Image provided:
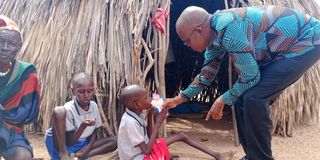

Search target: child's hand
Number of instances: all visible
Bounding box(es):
[149,106,155,114]
[159,108,168,119]
[82,118,96,127]
[155,108,168,127]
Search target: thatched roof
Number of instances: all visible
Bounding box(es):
[0,0,319,137]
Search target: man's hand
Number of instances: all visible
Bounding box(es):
[162,96,185,109]
[206,96,225,120]
[81,119,96,127]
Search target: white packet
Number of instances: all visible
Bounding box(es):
[151,93,164,113]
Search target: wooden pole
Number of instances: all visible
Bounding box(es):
[158,0,171,138]
[224,0,240,146]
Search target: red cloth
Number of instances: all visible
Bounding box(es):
[151,8,169,34]
[144,138,170,160]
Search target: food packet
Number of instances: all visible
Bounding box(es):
[151,93,164,113]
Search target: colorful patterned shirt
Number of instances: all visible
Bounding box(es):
[0,60,40,131]
[182,5,320,105]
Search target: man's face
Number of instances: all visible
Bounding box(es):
[0,29,22,65]
[177,16,210,53]
[72,81,95,107]
[183,29,208,52]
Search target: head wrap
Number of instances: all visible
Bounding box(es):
[0,15,22,41]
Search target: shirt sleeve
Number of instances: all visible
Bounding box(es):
[221,53,260,105]
[65,105,76,132]
[220,19,260,105]
[182,48,225,99]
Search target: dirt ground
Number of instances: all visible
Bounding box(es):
[28,114,320,160]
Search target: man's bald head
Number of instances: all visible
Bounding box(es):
[176,6,210,40]
[120,84,146,107]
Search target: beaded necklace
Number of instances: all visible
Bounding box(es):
[0,61,12,77]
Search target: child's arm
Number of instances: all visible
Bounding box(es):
[69,119,96,145]
[147,108,155,138]
[138,108,168,154]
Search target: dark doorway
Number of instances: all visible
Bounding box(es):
[165,0,230,114]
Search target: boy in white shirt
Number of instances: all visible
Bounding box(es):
[118,84,234,160]
[45,72,117,160]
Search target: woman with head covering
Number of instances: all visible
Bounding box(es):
[0,15,40,160]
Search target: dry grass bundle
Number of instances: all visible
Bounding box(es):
[103,149,119,160]
[0,0,170,135]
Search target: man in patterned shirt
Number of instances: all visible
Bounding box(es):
[163,5,320,160]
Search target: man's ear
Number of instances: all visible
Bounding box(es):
[195,26,203,33]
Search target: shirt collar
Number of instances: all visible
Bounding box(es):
[74,99,93,115]
[125,108,146,127]
[209,14,221,47]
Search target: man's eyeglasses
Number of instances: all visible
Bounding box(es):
[183,15,210,47]
[183,27,196,47]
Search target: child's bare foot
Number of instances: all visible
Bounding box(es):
[170,154,179,160]
[217,151,236,160]
[69,153,79,160]
[59,153,72,160]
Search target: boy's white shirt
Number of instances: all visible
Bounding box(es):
[64,100,103,140]
[118,108,149,160]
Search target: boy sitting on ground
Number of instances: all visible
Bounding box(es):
[45,72,117,160]
[118,84,235,160]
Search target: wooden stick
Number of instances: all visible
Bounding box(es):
[224,0,240,146]
[140,38,155,84]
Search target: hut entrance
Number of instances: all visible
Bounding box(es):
[165,0,231,117]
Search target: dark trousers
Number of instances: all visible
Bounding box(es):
[235,47,320,160]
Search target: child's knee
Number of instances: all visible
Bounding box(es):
[105,136,117,146]
[13,147,32,160]
[111,135,117,143]
[53,106,66,119]
[177,132,188,140]
[112,136,118,146]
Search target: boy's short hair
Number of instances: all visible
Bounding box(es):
[71,72,93,88]
[120,84,145,107]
